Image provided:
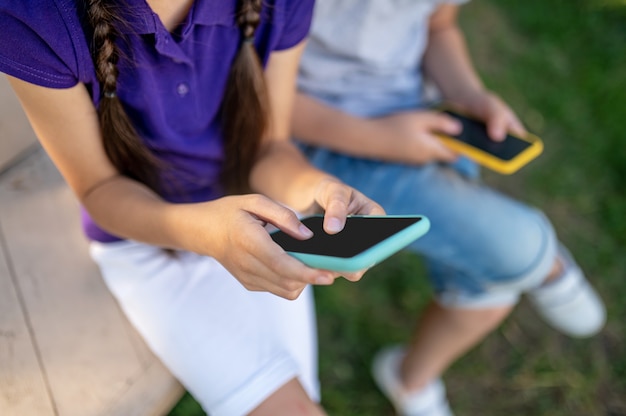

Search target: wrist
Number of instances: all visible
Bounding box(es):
[444,87,490,110]
[160,201,214,254]
[368,117,412,161]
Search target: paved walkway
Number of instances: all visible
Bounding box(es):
[0,77,183,416]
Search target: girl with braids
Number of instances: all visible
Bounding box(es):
[0,0,383,414]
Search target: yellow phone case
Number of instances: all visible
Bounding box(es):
[436,109,544,175]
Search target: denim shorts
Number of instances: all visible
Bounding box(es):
[296,91,560,308]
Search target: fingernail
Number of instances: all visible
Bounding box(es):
[491,129,504,141]
[299,224,313,238]
[316,275,333,285]
[327,217,343,233]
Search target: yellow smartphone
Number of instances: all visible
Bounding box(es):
[437,109,544,174]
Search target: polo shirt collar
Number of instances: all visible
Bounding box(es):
[118,0,238,64]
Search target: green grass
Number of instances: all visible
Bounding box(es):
[169,1,626,414]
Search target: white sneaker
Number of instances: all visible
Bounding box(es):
[527,248,606,338]
[371,346,454,416]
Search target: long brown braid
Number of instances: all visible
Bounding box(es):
[87,0,163,194]
[220,0,270,194]
[87,0,269,196]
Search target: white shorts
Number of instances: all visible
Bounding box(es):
[90,240,320,416]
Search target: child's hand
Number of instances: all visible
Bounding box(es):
[374,110,461,164]
[449,91,527,141]
[187,189,383,300]
[188,194,335,299]
[309,177,385,234]
[309,177,386,283]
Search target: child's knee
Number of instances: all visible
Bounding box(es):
[483,209,558,293]
[430,209,560,309]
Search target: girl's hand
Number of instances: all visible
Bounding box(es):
[310,177,385,234]
[193,194,333,299]
[190,191,382,300]
[448,90,527,141]
[308,177,386,283]
[373,110,461,164]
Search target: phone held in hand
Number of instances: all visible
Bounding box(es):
[270,215,430,272]
[437,108,544,174]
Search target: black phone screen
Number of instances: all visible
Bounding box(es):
[444,110,531,161]
[271,216,422,258]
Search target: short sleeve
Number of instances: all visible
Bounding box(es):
[273,0,316,51]
[0,1,84,88]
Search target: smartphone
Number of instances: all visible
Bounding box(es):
[437,109,543,174]
[270,215,430,272]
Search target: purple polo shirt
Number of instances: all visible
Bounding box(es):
[0,0,314,242]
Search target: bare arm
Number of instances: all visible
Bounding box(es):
[290,13,472,165]
[291,94,400,160]
[422,5,484,104]
[291,90,460,165]
[423,5,526,139]
[251,42,383,228]
[7,75,343,298]
[5,77,186,246]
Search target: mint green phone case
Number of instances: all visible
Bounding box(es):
[272,215,430,272]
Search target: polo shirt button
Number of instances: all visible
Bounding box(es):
[176,83,189,97]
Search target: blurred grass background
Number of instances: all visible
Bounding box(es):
[169,0,626,414]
